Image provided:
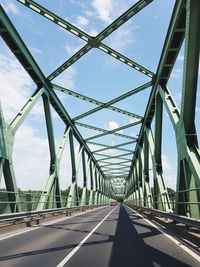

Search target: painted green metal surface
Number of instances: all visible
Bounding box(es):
[0,0,199,219]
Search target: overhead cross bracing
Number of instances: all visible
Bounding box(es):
[0,0,200,220]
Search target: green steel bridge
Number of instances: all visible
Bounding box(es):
[0,1,200,266]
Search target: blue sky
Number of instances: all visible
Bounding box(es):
[0,0,199,191]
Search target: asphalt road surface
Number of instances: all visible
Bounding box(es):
[0,205,199,267]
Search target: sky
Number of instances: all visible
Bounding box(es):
[0,0,199,192]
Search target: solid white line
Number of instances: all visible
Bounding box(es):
[0,226,39,241]
[0,206,108,241]
[56,206,118,267]
[182,238,199,248]
[125,205,200,263]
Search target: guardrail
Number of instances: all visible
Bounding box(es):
[0,204,107,228]
[127,204,200,230]
[0,190,90,213]
[125,187,200,210]
[0,189,110,214]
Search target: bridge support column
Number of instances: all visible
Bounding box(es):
[80,151,88,207]
[81,187,87,206]
[103,194,106,204]
[88,160,94,205]
[37,122,71,210]
[132,191,136,205]
[0,104,21,213]
[67,182,78,208]
[89,190,94,205]
[99,193,104,205]
[94,190,99,205]
[67,135,84,208]
[135,189,140,206]
[175,0,200,219]
[145,126,171,212]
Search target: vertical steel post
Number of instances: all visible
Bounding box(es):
[0,104,21,212]
[175,0,200,218]
[89,161,94,205]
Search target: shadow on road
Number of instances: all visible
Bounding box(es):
[108,205,193,267]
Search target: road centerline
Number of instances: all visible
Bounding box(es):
[56,206,118,267]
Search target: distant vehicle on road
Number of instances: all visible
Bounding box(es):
[110,200,118,206]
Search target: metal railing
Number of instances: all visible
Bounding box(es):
[126,187,200,210]
[0,189,109,227]
[0,204,107,228]
[0,189,108,214]
[125,187,200,229]
[126,204,200,230]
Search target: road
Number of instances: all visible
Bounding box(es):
[0,205,199,267]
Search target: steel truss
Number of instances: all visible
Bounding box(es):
[0,0,199,219]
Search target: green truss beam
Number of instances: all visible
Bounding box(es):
[0,5,105,182]
[100,159,131,165]
[94,152,133,160]
[128,0,186,178]
[105,174,129,177]
[10,88,44,134]
[18,0,154,79]
[1,0,199,217]
[98,157,132,162]
[86,121,141,142]
[88,140,135,153]
[102,166,130,171]
[72,83,150,121]
[101,162,131,168]
[75,122,137,141]
[53,83,150,120]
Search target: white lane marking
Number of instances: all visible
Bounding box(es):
[125,205,200,263]
[0,226,39,241]
[0,206,108,241]
[56,206,118,267]
[182,238,199,248]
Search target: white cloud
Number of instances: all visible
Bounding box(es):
[88,29,98,37]
[91,0,114,24]
[162,154,173,172]
[76,15,89,27]
[106,121,119,130]
[12,123,73,190]
[148,153,176,189]
[53,66,77,90]
[130,117,140,124]
[69,0,86,9]
[87,143,102,151]
[91,1,139,60]
[0,47,73,191]
[0,0,20,15]
[90,0,136,24]
[107,26,133,51]
[13,124,50,190]
[63,44,83,56]
[171,68,182,78]
[177,54,184,61]
[173,91,182,109]
[0,49,36,122]
[161,154,177,189]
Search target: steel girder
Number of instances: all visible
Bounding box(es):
[0,0,199,217]
[0,5,110,210]
[125,0,200,218]
[0,104,21,212]
[17,0,154,79]
[53,84,144,121]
